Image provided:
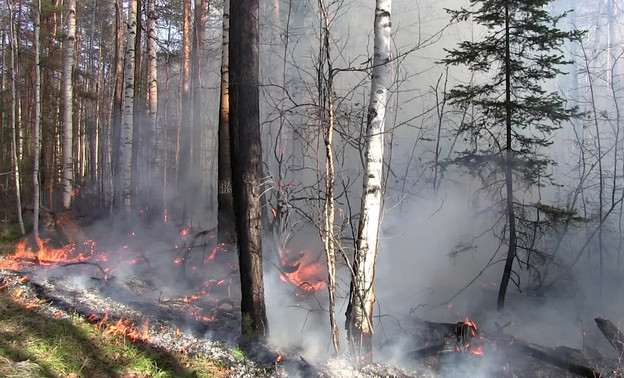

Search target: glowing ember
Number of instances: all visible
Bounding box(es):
[205,242,230,262]
[189,310,216,322]
[471,345,483,356]
[457,318,483,356]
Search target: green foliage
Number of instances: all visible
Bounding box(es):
[241,313,253,338]
[232,347,245,361]
[442,0,583,184]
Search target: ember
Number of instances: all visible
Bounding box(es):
[456,318,483,356]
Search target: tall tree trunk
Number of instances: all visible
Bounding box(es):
[7,1,25,235]
[177,0,192,222]
[131,0,142,207]
[191,0,206,169]
[346,0,391,362]
[33,0,42,238]
[497,1,517,311]
[112,0,125,214]
[316,0,339,355]
[229,0,268,340]
[61,0,76,209]
[218,0,235,242]
[146,0,158,203]
[120,0,138,216]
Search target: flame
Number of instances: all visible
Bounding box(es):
[275,355,283,364]
[189,310,216,322]
[205,242,230,262]
[463,318,478,336]
[175,328,181,337]
[278,248,327,292]
[0,237,96,271]
[471,345,483,356]
[104,318,149,341]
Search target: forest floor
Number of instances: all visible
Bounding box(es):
[0,278,234,377]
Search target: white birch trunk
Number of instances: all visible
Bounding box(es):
[347,0,391,360]
[33,0,42,238]
[61,0,76,209]
[120,0,138,213]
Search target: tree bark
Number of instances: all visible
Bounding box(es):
[176,0,192,222]
[33,0,42,238]
[316,0,339,355]
[191,0,206,170]
[346,0,391,362]
[112,0,125,214]
[229,0,269,340]
[61,0,76,209]
[7,1,25,235]
[146,0,158,203]
[120,0,138,215]
[218,0,235,242]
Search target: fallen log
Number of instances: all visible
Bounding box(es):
[504,339,602,378]
[595,318,624,357]
[409,318,603,377]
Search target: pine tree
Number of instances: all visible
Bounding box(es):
[442,0,583,310]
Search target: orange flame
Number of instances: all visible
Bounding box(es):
[278,248,327,292]
[0,237,96,271]
[471,345,483,356]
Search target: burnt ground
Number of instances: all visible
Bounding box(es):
[0,221,621,377]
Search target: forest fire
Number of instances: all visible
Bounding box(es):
[456,318,484,357]
[0,237,96,271]
[278,248,327,292]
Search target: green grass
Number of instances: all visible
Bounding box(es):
[0,289,231,378]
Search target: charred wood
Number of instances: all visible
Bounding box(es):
[504,340,602,378]
[410,318,605,377]
[595,318,624,357]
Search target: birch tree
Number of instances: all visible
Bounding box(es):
[33,0,42,238]
[61,0,76,209]
[119,0,138,214]
[346,0,391,362]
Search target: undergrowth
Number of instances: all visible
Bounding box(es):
[0,289,230,378]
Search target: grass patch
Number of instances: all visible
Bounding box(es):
[0,289,231,377]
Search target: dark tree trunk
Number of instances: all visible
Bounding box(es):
[218,0,235,242]
[112,0,124,215]
[229,0,268,340]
